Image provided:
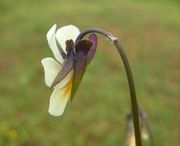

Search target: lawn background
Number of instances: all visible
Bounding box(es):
[0,0,179,146]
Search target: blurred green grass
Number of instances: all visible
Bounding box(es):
[0,0,179,146]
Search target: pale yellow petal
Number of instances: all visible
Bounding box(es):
[48,80,73,116]
[41,57,62,87]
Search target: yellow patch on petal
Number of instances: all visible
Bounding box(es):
[61,79,73,97]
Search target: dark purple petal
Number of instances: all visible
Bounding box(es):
[71,40,93,100]
[75,39,92,54]
[51,40,74,88]
[87,34,98,64]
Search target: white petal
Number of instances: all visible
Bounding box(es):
[47,24,56,42]
[48,80,73,116]
[56,25,80,53]
[41,57,62,87]
[46,24,64,63]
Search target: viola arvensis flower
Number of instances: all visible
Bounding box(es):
[41,24,97,116]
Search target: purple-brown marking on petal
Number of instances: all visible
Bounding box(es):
[71,40,92,100]
[51,40,75,88]
[87,34,98,64]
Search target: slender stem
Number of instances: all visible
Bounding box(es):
[76,28,142,146]
[113,40,142,146]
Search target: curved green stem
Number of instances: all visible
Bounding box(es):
[114,40,142,146]
[76,28,142,146]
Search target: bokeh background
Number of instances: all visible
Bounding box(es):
[0,0,179,146]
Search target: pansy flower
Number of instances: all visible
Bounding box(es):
[41,24,97,116]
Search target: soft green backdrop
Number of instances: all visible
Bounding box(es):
[0,0,179,146]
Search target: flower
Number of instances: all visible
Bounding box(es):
[126,109,152,146]
[41,24,97,116]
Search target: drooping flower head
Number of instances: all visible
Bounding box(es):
[41,24,97,116]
